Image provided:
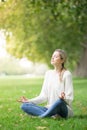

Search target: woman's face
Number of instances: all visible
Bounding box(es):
[51,51,63,66]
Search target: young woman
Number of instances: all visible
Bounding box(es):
[18,49,74,118]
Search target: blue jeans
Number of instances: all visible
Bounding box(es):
[21,99,68,118]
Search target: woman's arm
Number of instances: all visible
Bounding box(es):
[29,72,49,104]
[63,71,74,105]
[18,71,49,104]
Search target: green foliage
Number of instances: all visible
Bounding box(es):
[0,0,87,69]
[0,77,87,130]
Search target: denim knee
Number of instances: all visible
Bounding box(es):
[21,102,34,111]
[21,103,27,111]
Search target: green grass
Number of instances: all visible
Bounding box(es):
[0,76,87,130]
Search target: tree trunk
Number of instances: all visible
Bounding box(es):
[74,43,87,77]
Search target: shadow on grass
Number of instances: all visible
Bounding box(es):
[73,114,87,119]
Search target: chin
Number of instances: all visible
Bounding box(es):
[51,62,55,65]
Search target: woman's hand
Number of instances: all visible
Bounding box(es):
[59,92,65,99]
[17,96,29,103]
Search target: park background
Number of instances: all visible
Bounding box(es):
[0,0,87,130]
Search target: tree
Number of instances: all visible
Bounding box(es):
[0,0,87,76]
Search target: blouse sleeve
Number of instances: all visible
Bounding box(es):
[29,72,48,104]
[64,71,74,106]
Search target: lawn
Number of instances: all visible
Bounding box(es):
[0,76,87,130]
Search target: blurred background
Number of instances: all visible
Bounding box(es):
[0,0,87,77]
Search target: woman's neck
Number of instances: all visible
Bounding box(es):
[55,65,63,73]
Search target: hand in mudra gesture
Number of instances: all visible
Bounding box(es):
[17,96,29,103]
[59,92,65,100]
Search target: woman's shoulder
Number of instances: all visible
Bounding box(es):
[44,69,54,78]
[63,70,72,77]
[45,69,54,74]
[46,69,54,75]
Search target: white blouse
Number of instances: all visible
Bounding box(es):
[30,70,74,117]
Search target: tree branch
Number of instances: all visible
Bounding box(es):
[80,43,87,49]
